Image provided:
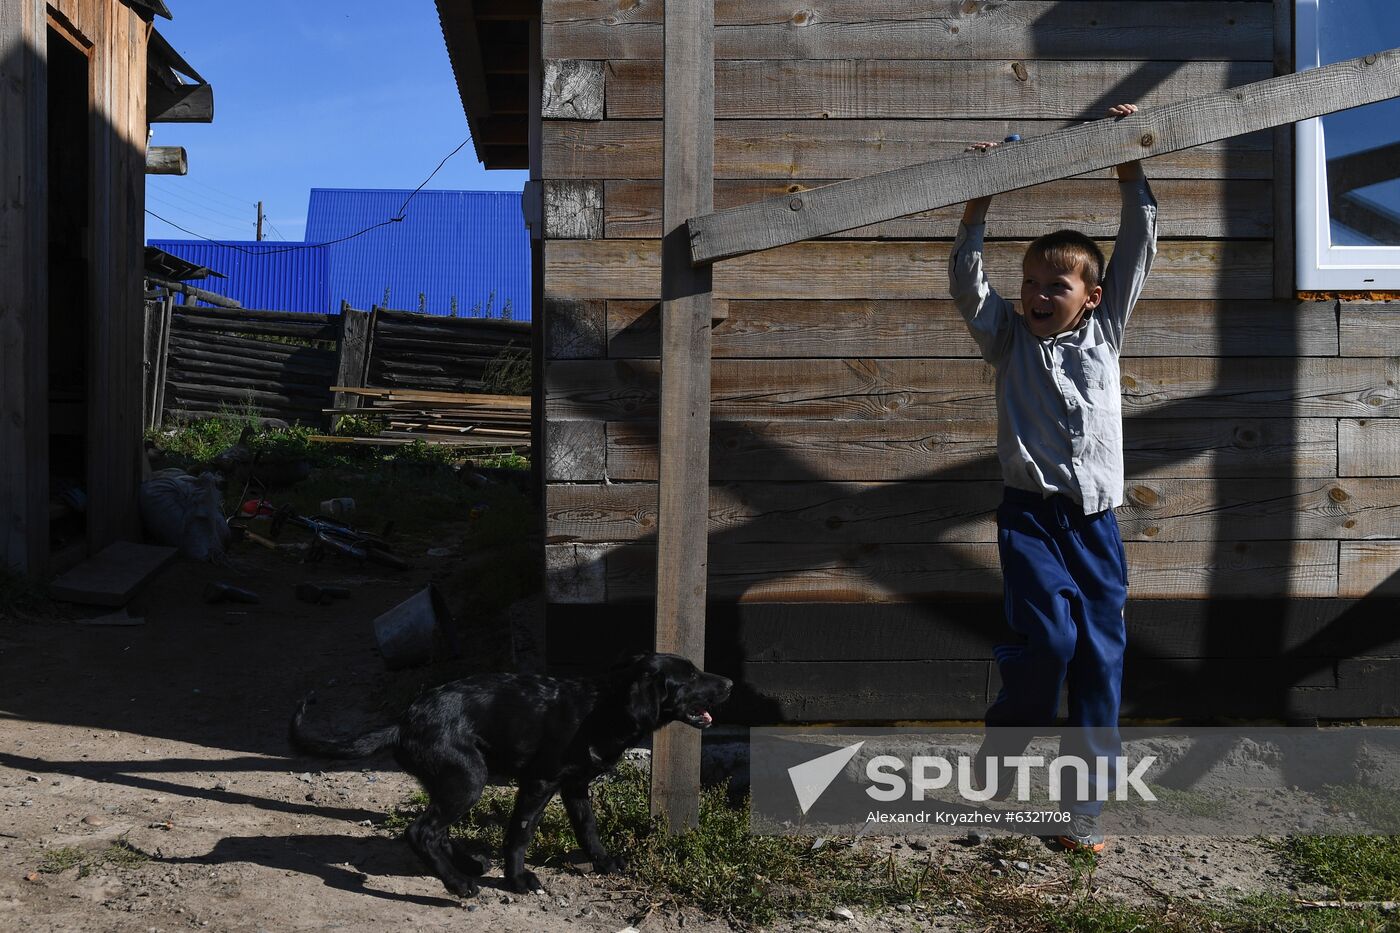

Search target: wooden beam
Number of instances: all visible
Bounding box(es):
[147,81,213,123]
[332,304,371,428]
[651,0,712,833]
[145,145,187,175]
[687,47,1400,265]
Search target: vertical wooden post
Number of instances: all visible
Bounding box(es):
[333,301,371,430]
[0,0,49,573]
[651,0,714,831]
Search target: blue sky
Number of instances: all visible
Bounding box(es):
[145,1,528,243]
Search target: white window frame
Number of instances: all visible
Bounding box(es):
[1296,0,1400,289]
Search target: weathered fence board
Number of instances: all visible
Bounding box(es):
[607,60,1273,121]
[544,120,1272,181]
[545,358,1397,421]
[544,239,1274,301]
[605,177,1274,240]
[604,298,1338,359]
[542,1,1271,62]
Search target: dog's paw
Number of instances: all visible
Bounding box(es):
[591,853,625,875]
[443,876,480,899]
[449,841,486,876]
[504,869,542,893]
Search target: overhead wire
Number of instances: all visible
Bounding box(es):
[143,136,474,256]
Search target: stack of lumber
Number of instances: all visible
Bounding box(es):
[322,386,531,450]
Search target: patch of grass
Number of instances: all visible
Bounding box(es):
[1321,784,1400,834]
[1205,894,1396,933]
[481,347,531,396]
[101,840,151,869]
[38,847,85,874]
[1276,834,1400,901]
[470,452,529,472]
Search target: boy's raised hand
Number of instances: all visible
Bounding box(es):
[961,139,1002,223]
[1108,103,1145,180]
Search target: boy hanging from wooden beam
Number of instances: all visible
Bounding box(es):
[949,103,1156,854]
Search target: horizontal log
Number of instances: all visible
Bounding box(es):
[604,299,1339,359]
[543,119,1272,181]
[164,380,328,411]
[1338,418,1400,477]
[1340,541,1400,596]
[164,355,334,388]
[1338,303,1400,356]
[165,342,336,377]
[686,49,1400,263]
[599,418,1338,481]
[545,478,1393,546]
[374,307,531,333]
[330,386,531,407]
[150,277,240,309]
[601,540,1338,601]
[546,358,1398,421]
[371,334,526,355]
[605,177,1275,240]
[171,314,338,341]
[544,239,1274,300]
[607,60,1273,121]
[145,146,187,175]
[168,329,336,364]
[542,1,1272,62]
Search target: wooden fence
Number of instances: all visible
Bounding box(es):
[143,302,531,429]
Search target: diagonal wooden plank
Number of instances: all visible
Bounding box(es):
[688,47,1400,265]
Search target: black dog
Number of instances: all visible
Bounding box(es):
[289,653,732,897]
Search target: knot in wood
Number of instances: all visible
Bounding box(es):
[1128,485,1159,508]
[1366,53,1378,65]
[1011,61,1029,82]
[791,9,813,26]
[1329,486,1351,503]
[789,197,804,211]
[1139,132,1155,148]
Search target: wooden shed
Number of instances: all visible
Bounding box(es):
[0,0,212,575]
[440,0,1400,722]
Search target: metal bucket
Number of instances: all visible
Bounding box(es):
[372,584,452,670]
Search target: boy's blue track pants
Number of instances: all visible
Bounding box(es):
[985,486,1128,816]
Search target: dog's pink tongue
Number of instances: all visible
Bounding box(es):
[700,710,713,725]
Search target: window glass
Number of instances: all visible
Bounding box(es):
[1318,0,1400,246]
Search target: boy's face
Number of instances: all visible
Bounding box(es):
[1019,254,1102,339]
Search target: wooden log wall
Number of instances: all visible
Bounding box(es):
[367,307,532,393]
[538,0,1400,719]
[155,305,533,426]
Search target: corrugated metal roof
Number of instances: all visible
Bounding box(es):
[146,240,330,313]
[305,189,531,321]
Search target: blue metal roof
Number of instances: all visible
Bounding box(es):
[147,188,532,320]
[146,239,330,313]
[306,189,531,320]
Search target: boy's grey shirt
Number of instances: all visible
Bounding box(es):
[948,178,1158,514]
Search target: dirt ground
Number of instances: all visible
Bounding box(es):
[0,543,1319,933]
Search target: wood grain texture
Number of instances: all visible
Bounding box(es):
[544,119,1272,181]
[605,298,1338,359]
[543,179,604,238]
[546,477,1394,545]
[651,0,713,830]
[605,178,1274,240]
[546,419,607,481]
[607,59,1273,121]
[546,358,1399,421]
[602,418,1338,481]
[1340,541,1400,596]
[603,540,1338,601]
[545,297,608,359]
[332,306,371,416]
[541,58,605,119]
[688,49,1400,263]
[545,239,1274,300]
[1339,303,1400,356]
[542,1,1272,62]
[1338,419,1400,477]
[544,542,611,602]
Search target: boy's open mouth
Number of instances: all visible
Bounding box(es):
[1031,309,1054,320]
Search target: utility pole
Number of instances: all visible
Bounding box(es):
[256,200,265,241]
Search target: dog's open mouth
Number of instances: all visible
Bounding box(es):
[683,708,714,728]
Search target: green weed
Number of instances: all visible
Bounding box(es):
[1276,834,1400,901]
[38,847,85,874]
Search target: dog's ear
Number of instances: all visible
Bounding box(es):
[625,670,663,727]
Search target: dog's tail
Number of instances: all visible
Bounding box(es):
[288,692,400,759]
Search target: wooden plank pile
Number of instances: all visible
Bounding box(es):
[325,386,530,451]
